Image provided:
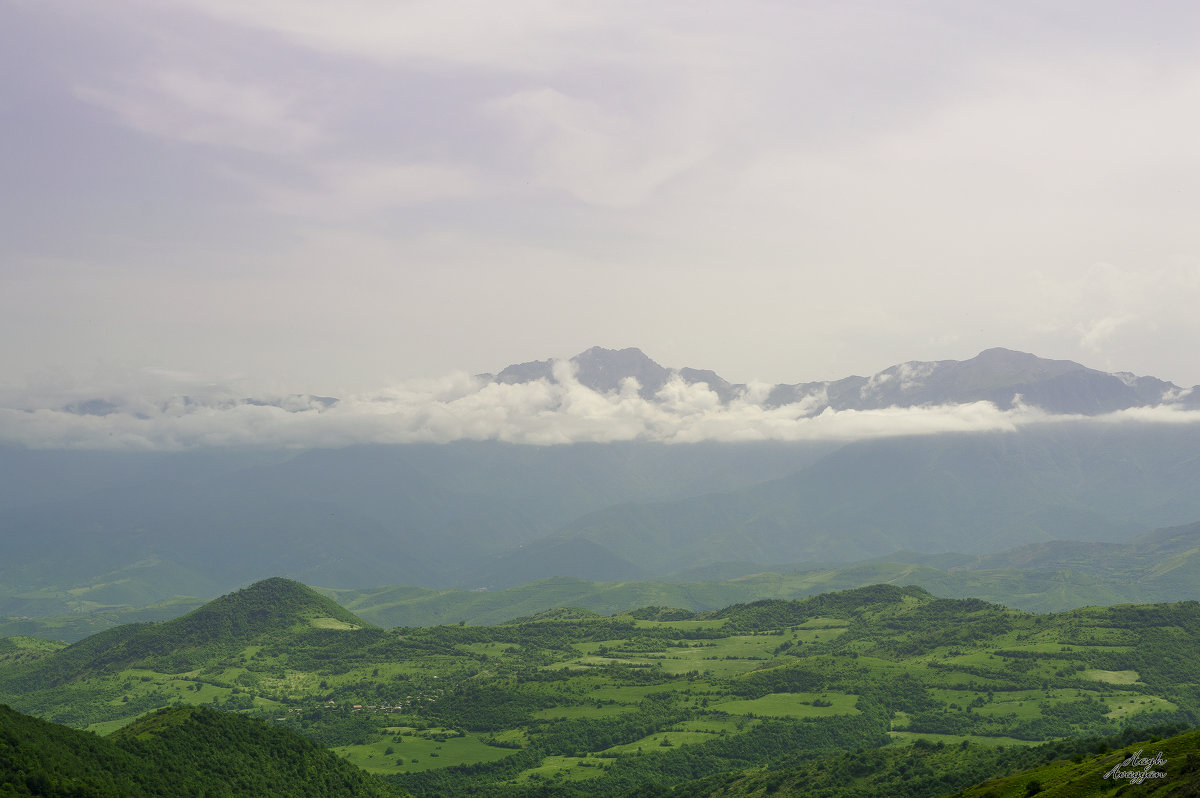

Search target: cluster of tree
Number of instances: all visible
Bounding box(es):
[0,703,399,797]
[665,722,1196,798]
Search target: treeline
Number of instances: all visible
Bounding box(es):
[709,585,916,632]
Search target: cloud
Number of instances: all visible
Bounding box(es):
[253,160,491,218]
[485,87,715,207]
[9,0,1200,400]
[76,69,320,153]
[160,0,622,72]
[897,361,938,392]
[1077,313,1136,351]
[5,366,1200,451]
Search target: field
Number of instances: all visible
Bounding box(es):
[2,580,1199,797]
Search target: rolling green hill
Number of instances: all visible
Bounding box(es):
[9,520,1200,644]
[0,578,368,697]
[0,636,64,668]
[3,579,1200,797]
[0,703,400,796]
[324,521,1200,627]
[953,726,1200,797]
[669,724,1198,797]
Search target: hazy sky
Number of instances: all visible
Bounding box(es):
[4,0,1200,406]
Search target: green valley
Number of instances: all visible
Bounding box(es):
[3,578,1199,796]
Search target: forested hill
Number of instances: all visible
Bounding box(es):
[0,703,401,797]
[672,724,1199,797]
[954,726,1200,797]
[0,577,369,690]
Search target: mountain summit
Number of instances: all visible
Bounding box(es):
[487,346,1194,416]
[489,346,735,400]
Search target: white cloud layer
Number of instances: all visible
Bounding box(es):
[4,368,1199,451]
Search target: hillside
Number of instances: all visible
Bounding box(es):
[0,578,368,697]
[8,520,1200,643]
[332,520,1200,628]
[3,580,1200,796]
[0,596,210,643]
[673,724,1198,797]
[553,424,1200,568]
[0,703,399,797]
[0,440,827,603]
[954,726,1200,797]
[4,519,1198,644]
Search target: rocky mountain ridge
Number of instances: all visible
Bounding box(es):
[53,346,1197,419]
[483,345,1197,416]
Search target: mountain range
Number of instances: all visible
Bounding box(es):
[482,345,1197,414]
[53,345,1199,418]
[4,345,1200,623]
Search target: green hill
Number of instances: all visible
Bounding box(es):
[0,636,65,668]
[9,521,1200,644]
[0,703,399,797]
[671,724,1197,798]
[952,726,1200,797]
[0,578,369,691]
[4,580,1200,796]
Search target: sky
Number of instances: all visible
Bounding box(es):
[3,0,1200,432]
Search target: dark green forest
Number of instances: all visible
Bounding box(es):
[0,703,399,797]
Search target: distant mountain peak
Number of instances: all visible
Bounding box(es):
[964,347,1083,375]
[486,345,1188,416]
[973,346,1046,360]
[194,577,367,632]
[7,578,367,690]
[492,345,708,399]
[576,345,650,360]
[571,346,669,396]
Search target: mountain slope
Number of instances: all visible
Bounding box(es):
[954,726,1200,797]
[10,520,1200,641]
[0,440,827,604]
[463,537,647,589]
[678,725,1198,798]
[0,578,368,690]
[321,523,1200,627]
[3,346,1199,613]
[0,703,399,797]
[488,345,1195,414]
[553,424,1200,570]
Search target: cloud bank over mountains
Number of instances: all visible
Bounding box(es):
[2,348,1198,450]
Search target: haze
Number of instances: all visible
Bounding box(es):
[3,0,1200,405]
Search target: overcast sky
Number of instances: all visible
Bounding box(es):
[4,0,1200,409]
